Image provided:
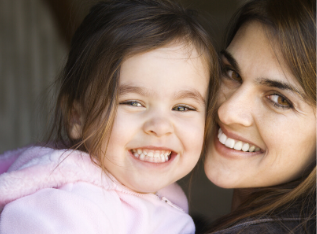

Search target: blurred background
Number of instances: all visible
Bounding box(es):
[0,0,247,227]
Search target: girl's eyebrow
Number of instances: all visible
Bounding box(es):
[118,84,151,97]
[173,90,206,105]
[118,84,205,105]
[220,49,242,75]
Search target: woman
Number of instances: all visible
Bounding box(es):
[204,0,316,233]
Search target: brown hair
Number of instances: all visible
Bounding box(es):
[49,0,219,169]
[208,0,316,232]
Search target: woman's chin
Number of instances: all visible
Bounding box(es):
[204,158,237,189]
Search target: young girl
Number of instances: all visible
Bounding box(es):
[0,0,218,233]
[204,0,316,233]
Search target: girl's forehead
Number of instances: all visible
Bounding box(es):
[125,41,207,62]
[118,43,210,99]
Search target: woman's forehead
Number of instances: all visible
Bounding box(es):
[227,21,306,96]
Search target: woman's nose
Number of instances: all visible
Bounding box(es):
[217,87,254,127]
[142,112,174,137]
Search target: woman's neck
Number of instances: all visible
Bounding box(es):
[231,188,255,211]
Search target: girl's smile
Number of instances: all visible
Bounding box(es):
[130,147,173,163]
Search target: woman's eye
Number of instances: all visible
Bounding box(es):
[172,105,195,112]
[226,69,241,82]
[120,101,143,107]
[266,94,293,109]
[222,65,242,82]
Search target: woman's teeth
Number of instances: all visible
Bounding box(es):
[131,149,172,163]
[218,128,260,152]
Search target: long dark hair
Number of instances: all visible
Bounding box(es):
[48,0,219,169]
[208,0,316,232]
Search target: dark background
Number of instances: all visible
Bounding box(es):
[0,0,247,224]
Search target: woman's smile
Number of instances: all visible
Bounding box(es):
[217,127,261,153]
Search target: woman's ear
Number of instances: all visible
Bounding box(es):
[69,102,84,140]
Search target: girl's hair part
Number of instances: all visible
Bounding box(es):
[208,0,316,232]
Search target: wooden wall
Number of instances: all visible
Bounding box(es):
[0,0,67,152]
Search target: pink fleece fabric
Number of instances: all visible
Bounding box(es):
[0,146,195,234]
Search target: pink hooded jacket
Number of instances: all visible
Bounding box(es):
[0,146,195,234]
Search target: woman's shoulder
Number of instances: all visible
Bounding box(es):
[211,210,316,234]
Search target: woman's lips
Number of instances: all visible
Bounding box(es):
[217,128,261,152]
[214,126,264,159]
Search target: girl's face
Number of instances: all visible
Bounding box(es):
[101,43,209,193]
[205,22,316,189]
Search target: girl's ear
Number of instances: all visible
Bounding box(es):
[69,102,84,140]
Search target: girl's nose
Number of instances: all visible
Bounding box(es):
[142,113,174,137]
[217,87,254,127]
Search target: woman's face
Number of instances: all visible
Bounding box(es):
[204,22,316,189]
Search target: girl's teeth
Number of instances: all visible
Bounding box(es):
[161,155,165,162]
[132,149,172,163]
[218,128,260,153]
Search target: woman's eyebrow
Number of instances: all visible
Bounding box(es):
[220,50,241,75]
[220,50,306,99]
[256,78,306,99]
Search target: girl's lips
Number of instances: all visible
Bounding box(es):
[131,146,174,151]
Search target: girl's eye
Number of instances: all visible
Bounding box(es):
[120,101,143,107]
[172,105,195,112]
[266,94,293,109]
